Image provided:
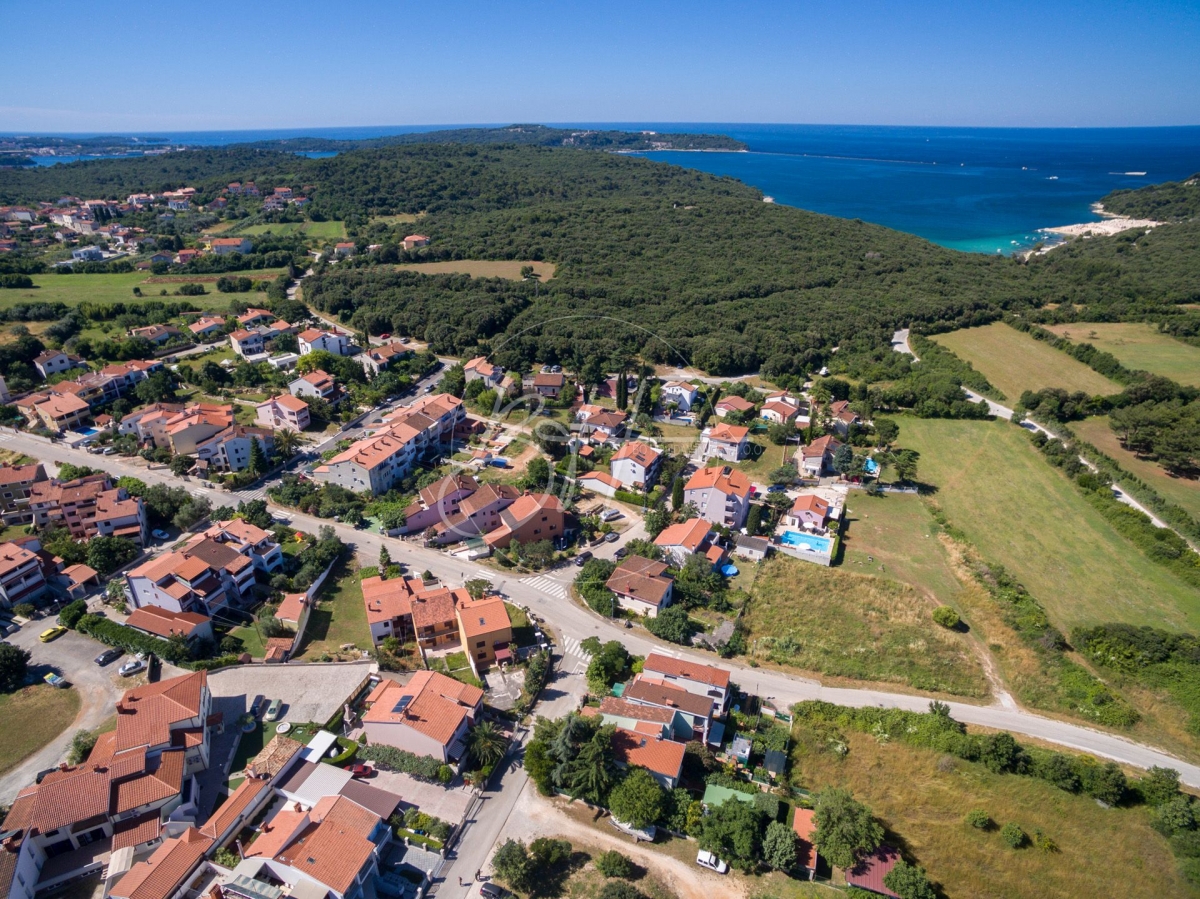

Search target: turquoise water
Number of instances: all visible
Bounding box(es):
[779,530,833,553]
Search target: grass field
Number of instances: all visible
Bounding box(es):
[239,221,347,239]
[931,322,1121,401]
[0,685,81,776]
[394,260,556,280]
[788,728,1194,899]
[370,213,421,225]
[744,554,989,697]
[0,270,286,310]
[898,417,1200,632]
[1045,321,1200,387]
[1073,415,1200,521]
[731,435,794,483]
[293,564,369,659]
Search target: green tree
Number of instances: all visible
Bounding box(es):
[875,418,900,446]
[1000,822,1027,849]
[564,726,616,803]
[1142,767,1182,805]
[169,454,193,476]
[671,475,684,511]
[521,456,551,491]
[766,422,793,446]
[491,839,532,891]
[379,545,391,571]
[645,605,693,644]
[585,641,631,693]
[67,730,98,765]
[643,506,671,538]
[813,788,883,870]
[608,767,665,829]
[469,720,508,769]
[595,850,633,879]
[883,860,937,899]
[523,738,556,795]
[745,502,762,535]
[248,435,268,475]
[767,463,797,485]
[86,536,140,574]
[695,796,764,872]
[274,428,301,458]
[832,443,855,475]
[616,371,628,410]
[931,606,960,628]
[762,820,798,870]
[0,643,31,692]
[891,449,919,484]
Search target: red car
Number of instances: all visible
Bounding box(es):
[349,764,375,778]
[379,333,391,340]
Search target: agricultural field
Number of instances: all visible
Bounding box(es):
[0,270,286,310]
[898,417,1200,632]
[370,213,421,225]
[743,554,989,697]
[0,685,81,776]
[788,728,1194,899]
[1044,321,1200,387]
[1073,415,1200,521]
[238,221,347,239]
[394,259,556,280]
[931,322,1121,401]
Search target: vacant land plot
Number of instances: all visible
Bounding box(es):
[789,729,1192,899]
[394,259,556,280]
[1045,321,1200,387]
[931,322,1120,401]
[0,685,81,776]
[239,221,347,239]
[732,435,793,483]
[293,565,369,659]
[899,417,1200,632]
[0,270,285,310]
[1073,415,1200,521]
[744,555,989,697]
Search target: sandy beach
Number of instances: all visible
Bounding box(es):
[1042,216,1161,239]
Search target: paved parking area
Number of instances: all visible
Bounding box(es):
[370,769,474,824]
[207,661,375,725]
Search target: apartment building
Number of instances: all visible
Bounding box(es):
[609,440,662,490]
[297,329,350,356]
[126,538,257,615]
[164,404,236,455]
[191,519,284,572]
[28,475,148,545]
[0,462,47,526]
[194,426,274,473]
[255,394,311,431]
[683,465,753,529]
[0,540,49,608]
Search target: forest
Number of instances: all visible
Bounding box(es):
[1100,173,1200,221]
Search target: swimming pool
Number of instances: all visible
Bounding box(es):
[778,530,833,554]
[75,427,101,437]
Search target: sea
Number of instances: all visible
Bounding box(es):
[11,123,1200,255]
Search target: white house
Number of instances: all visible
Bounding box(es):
[298,328,351,356]
[661,380,699,412]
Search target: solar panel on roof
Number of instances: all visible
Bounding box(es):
[391,695,413,714]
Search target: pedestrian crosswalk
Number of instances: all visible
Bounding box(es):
[237,488,268,501]
[0,433,15,443]
[561,635,592,660]
[521,574,569,601]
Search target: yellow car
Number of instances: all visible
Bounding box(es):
[39,626,67,643]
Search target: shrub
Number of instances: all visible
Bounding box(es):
[214,847,240,868]
[883,859,937,899]
[67,730,97,764]
[324,736,358,766]
[595,849,632,879]
[12,603,35,618]
[965,809,990,829]
[75,614,192,664]
[1000,823,1027,849]
[1152,795,1197,836]
[597,883,644,899]
[58,600,88,629]
[358,743,445,781]
[931,606,960,629]
[1032,829,1060,855]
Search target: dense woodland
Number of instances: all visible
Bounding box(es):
[1101,173,1200,221]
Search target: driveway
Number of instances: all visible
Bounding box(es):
[207,661,375,727]
[370,769,474,824]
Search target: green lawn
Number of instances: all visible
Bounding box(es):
[0,685,81,776]
[743,554,989,697]
[899,417,1200,632]
[1073,415,1200,521]
[931,322,1121,402]
[1045,321,1200,387]
[293,564,370,659]
[229,721,280,776]
[0,270,285,310]
[239,221,347,239]
[732,436,794,483]
[227,625,268,658]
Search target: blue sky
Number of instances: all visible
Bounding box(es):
[2,0,1198,132]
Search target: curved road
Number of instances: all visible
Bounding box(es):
[5,430,1200,788]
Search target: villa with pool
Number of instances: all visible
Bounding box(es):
[771,488,845,566]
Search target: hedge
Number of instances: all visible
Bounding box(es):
[75,614,191,664]
[358,743,445,781]
[323,736,358,766]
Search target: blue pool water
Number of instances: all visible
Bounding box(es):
[779,530,833,553]
[75,427,101,437]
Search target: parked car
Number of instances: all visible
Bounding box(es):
[574,551,593,566]
[119,659,146,677]
[613,547,628,560]
[379,333,391,339]
[151,529,171,540]
[696,850,729,874]
[39,626,67,643]
[95,648,123,666]
[599,508,622,522]
[102,447,116,455]
[264,698,283,721]
[604,532,620,543]
[479,884,507,899]
[348,764,375,779]
[44,673,68,689]
[766,484,788,493]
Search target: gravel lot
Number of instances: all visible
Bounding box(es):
[207,661,375,725]
[370,769,474,824]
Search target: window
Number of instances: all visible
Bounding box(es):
[477,651,487,659]
[476,640,485,648]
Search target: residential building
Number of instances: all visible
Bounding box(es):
[401,234,430,249]
[297,329,350,356]
[463,356,504,388]
[610,728,685,789]
[118,403,186,448]
[32,350,85,380]
[0,541,49,608]
[187,316,225,338]
[125,539,256,615]
[98,359,163,393]
[0,462,47,526]
[192,518,284,572]
[828,400,861,436]
[237,308,274,327]
[164,404,235,455]
[129,325,181,345]
[797,435,842,476]
[455,593,513,670]
[699,422,749,463]
[361,671,482,763]
[623,675,717,744]
[334,242,355,257]
[359,342,411,376]
[194,426,273,473]
[641,651,732,715]
[29,475,148,545]
[610,440,661,490]
[410,586,466,649]
[108,828,213,899]
[16,391,91,431]
[166,197,190,212]
[714,395,755,417]
[210,237,251,255]
[660,380,699,412]
[846,846,901,898]
[256,394,311,432]
[683,465,753,529]
[362,575,421,647]
[654,518,721,568]
[526,372,565,398]
[289,370,337,402]
[733,534,772,562]
[760,400,800,425]
[396,473,479,536]
[174,248,200,265]
[784,494,831,529]
[70,245,103,262]
[590,696,695,744]
[481,493,566,549]
[573,406,627,443]
[793,808,819,879]
[125,606,214,645]
[230,328,265,358]
[605,556,674,617]
[576,470,620,498]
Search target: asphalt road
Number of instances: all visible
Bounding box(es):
[7,431,1200,790]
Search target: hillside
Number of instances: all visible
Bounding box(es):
[1100,172,1200,221]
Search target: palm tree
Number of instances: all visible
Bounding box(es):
[469,720,508,768]
[274,428,301,459]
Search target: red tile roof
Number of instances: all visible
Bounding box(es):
[846,845,901,897]
[793,808,817,871]
[611,728,685,782]
[201,776,270,839]
[110,828,213,899]
[643,652,730,688]
[654,518,712,553]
